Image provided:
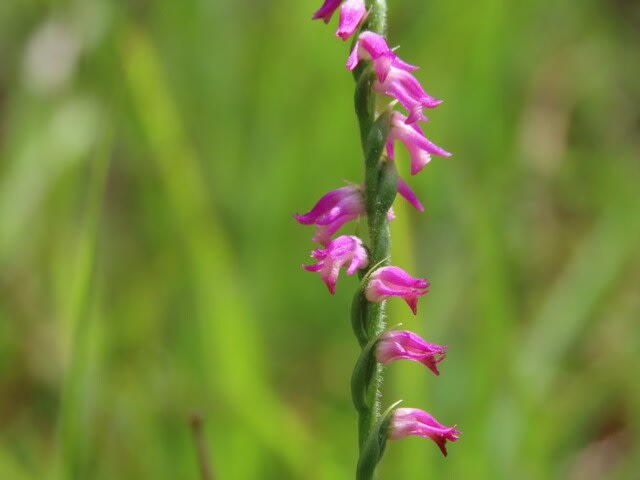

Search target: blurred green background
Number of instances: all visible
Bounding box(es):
[1,0,639,478]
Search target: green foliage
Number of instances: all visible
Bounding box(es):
[0,0,639,479]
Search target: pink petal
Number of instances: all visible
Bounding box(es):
[312,0,342,23]
[397,177,424,211]
[336,0,366,41]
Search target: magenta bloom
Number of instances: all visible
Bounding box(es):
[377,330,447,375]
[397,176,424,211]
[374,67,442,124]
[294,185,365,245]
[303,235,368,294]
[365,266,429,314]
[312,0,342,23]
[336,0,366,40]
[346,31,417,82]
[389,408,460,456]
[387,111,451,175]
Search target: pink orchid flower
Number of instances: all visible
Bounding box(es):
[365,266,429,314]
[389,408,460,456]
[377,330,447,375]
[303,235,368,294]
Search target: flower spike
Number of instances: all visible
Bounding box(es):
[306,1,459,474]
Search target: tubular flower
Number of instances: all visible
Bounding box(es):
[312,0,342,23]
[303,235,368,294]
[294,185,365,245]
[374,67,442,124]
[365,266,429,314]
[346,31,417,82]
[336,0,367,40]
[387,111,451,175]
[389,408,460,456]
[377,330,447,375]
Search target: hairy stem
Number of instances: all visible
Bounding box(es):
[364,0,387,36]
[352,0,391,477]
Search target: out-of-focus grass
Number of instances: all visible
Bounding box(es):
[0,0,639,479]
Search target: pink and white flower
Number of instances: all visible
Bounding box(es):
[303,235,368,294]
[377,330,447,375]
[294,185,365,245]
[365,266,429,314]
[312,0,342,23]
[389,408,460,456]
[346,31,418,82]
[336,0,367,40]
[387,111,451,175]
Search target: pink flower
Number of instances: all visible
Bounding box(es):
[336,0,366,40]
[365,266,429,314]
[389,408,460,456]
[312,0,342,23]
[294,185,365,245]
[387,111,451,175]
[346,31,417,82]
[303,235,368,294]
[377,330,447,375]
[374,67,442,124]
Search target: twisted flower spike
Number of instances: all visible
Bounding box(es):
[301,1,458,477]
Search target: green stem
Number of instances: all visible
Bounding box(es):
[351,0,393,477]
[364,0,387,36]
